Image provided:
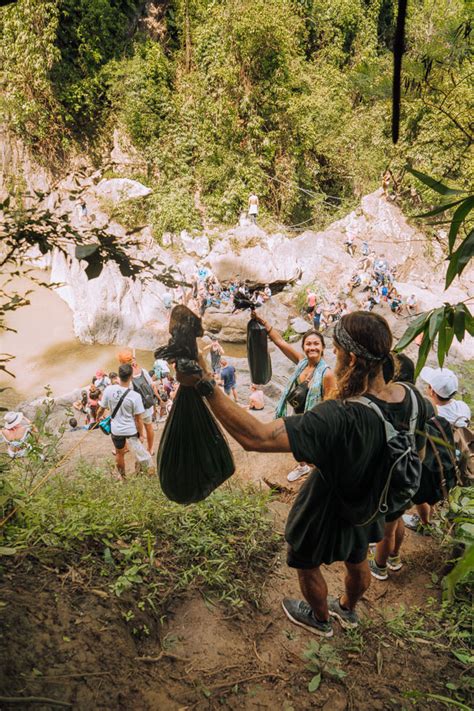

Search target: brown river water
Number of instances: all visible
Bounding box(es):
[0,275,246,409]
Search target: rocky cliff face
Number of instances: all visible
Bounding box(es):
[2,126,472,359]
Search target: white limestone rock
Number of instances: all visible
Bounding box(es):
[95,178,152,203]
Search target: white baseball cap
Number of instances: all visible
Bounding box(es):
[420,367,458,399]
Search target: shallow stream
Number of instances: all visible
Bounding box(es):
[0,275,246,408]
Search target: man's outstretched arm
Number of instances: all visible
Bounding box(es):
[177,368,290,453]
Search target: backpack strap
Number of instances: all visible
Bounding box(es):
[348,382,419,443]
[111,388,130,420]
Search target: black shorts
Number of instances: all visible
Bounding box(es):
[111,433,138,451]
[286,543,368,569]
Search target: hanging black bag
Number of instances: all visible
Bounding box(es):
[247,318,272,385]
[157,384,235,504]
[155,306,235,504]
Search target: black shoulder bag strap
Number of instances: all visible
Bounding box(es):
[111,388,131,420]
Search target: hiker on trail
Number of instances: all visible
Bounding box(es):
[368,354,428,581]
[176,312,427,636]
[420,367,471,428]
[204,336,225,375]
[248,192,259,224]
[251,312,336,482]
[118,349,157,456]
[306,289,317,316]
[220,359,238,402]
[400,366,472,532]
[97,364,152,479]
[1,411,35,459]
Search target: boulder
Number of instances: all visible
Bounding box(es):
[49,245,172,349]
[202,297,293,342]
[180,230,210,258]
[94,178,151,203]
[291,317,311,334]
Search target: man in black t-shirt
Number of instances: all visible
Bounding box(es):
[177,312,426,638]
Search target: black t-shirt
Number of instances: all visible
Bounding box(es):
[283,384,427,566]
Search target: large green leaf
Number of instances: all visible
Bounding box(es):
[443,544,474,601]
[414,330,433,378]
[445,230,474,288]
[453,305,466,342]
[460,305,474,336]
[448,196,474,251]
[428,307,444,341]
[437,319,447,367]
[416,197,467,218]
[394,311,431,351]
[407,167,466,196]
[445,325,455,352]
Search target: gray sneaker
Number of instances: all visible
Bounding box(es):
[327,596,360,629]
[282,598,333,637]
[369,558,388,581]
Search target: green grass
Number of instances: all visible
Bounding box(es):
[1,462,280,615]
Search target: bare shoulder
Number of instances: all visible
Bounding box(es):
[385,382,408,403]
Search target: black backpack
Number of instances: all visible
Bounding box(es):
[133,370,155,410]
[347,384,422,526]
[413,416,461,505]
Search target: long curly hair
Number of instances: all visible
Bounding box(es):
[332,311,393,399]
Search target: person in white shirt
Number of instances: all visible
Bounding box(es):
[420,367,471,427]
[403,366,471,532]
[248,192,259,224]
[97,364,152,479]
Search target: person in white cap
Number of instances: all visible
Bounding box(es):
[419,367,470,427]
[403,366,472,531]
[0,412,33,459]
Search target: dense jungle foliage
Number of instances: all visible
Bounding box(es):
[0,0,472,233]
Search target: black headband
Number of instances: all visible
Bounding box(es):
[334,321,385,362]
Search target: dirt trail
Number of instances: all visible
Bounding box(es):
[0,491,457,710]
[0,423,463,709]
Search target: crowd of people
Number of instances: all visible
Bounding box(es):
[302,249,420,333]
[158,264,273,321]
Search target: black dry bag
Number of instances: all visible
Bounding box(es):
[247,318,272,385]
[155,305,235,504]
[157,386,235,504]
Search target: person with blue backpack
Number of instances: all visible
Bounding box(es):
[177,311,428,636]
